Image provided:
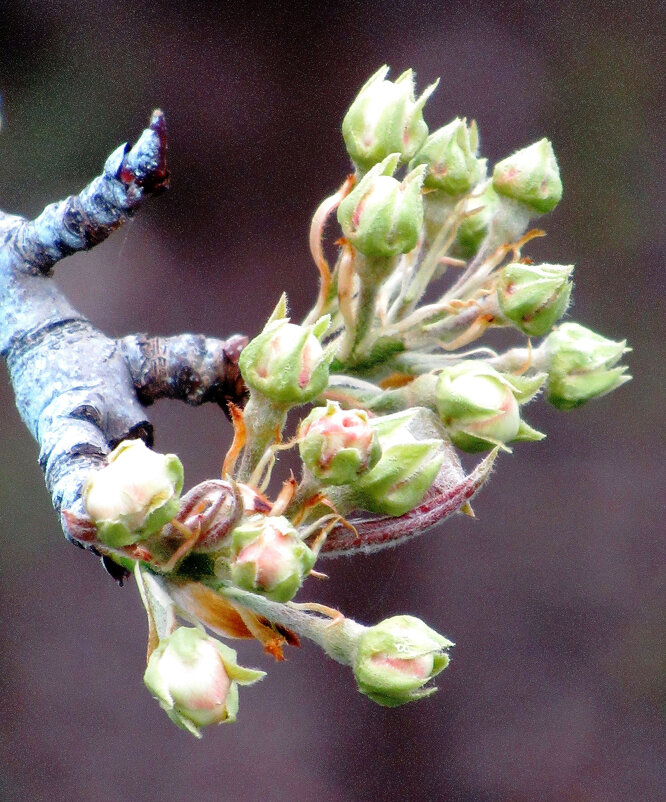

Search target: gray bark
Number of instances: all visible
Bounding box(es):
[0,112,245,547]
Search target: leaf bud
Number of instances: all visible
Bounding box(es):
[492,138,562,214]
[82,439,184,548]
[342,65,438,171]
[354,408,445,516]
[143,627,264,737]
[353,615,453,707]
[543,322,631,409]
[410,117,485,195]
[497,262,573,336]
[239,298,332,406]
[337,155,426,259]
[224,514,316,603]
[298,401,381,486]
[435,362,545,452]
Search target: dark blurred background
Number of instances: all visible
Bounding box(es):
[0,1,663,800]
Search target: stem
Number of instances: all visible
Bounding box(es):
[394,207,460,320]
[219,585,364,666]
[489,344,547,373]
[236,392,288,482]
[443,199,531,299]
[304,176,355,326]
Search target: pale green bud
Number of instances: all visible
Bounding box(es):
[497,262,573,336]
[354,408,445,516]
[143,627,265,737]
[298,401,381,486]
[410,117,485,195]
[225,514,316,603]
[543,322,631,410]
[435,362,545,452]
[82,439,183,548]
[353,615,453,707]
[493,138,562,214]
[337,155,426,258]
[239,298,331,405]
[342,65,438,171]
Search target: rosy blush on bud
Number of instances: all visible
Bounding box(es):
[370,652,435,680]
[157,636,232,728]
[233,524,297,592]
[144,627,265,735]
[302,412,374,462]
[352,615,453,706]
[298,402,381,486]
[299,334,324,389]
[226,514,317,602]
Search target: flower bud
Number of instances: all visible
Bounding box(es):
[497,262,573,336]
[354,408,445,516]
[492,138,562,214]
[543,322,631,410]
[337,155,426,259]
[83,439,184,548]
[410,117,485,195]
[224,514,316,603]
[239,297,331,405]
[435,362,545,452]
[298,401,381,486]
[144,627,264,736]
[342,65,438,171]
[353,615,453,706]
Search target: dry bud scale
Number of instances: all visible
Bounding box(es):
[0,67,631,734]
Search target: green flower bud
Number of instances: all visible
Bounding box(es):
[435,362,545,452]
[410,117,485,195]
[493,138,562,214]
[354,408,445,516]
[353,615,453,707]
[239,297,332,405]
[497,262,573,336]
[144,627,264,737]
[82,439,184,548]
[224,514,316,603]
[337,155,426,258]
[543,322,631,410]
[298,401,381,486]
[342,65,438,171]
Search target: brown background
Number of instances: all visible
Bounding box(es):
[0,1,663,800]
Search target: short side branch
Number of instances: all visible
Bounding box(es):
[9,110,169,275]
[118,333,248,415]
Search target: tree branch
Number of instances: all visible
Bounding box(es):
[0,112,246,549]
[118,333,248,416]
[9,110,169,275]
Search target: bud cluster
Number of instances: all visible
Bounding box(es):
[75,64,631,735]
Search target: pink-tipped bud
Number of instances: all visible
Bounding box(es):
[143,627,264,737]
[298,401,381,485]
[224,515,316,603]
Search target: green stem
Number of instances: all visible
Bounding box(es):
[219,585,365,666]
[236,391,288,482]
[489,345,547,373]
